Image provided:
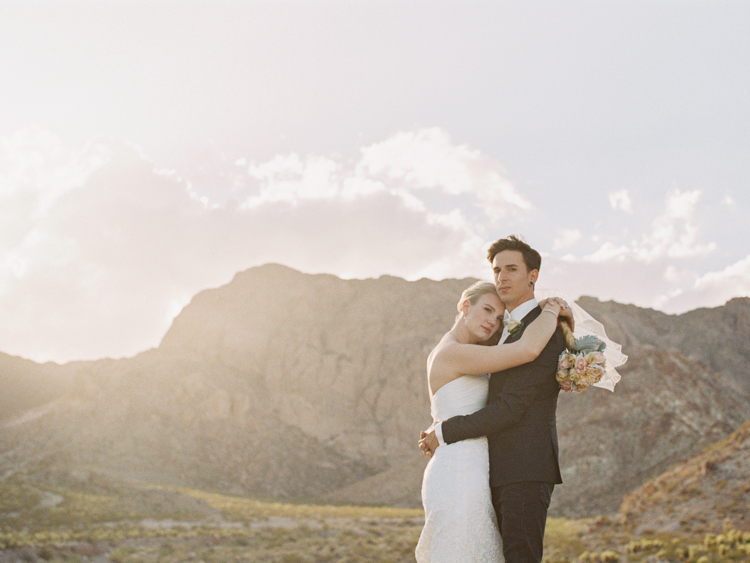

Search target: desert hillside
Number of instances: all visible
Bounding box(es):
[2,264,749,519]
[620,418,750,534]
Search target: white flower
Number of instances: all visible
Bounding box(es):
[506,318,523,334]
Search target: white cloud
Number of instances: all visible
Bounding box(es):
[584,189,715,264]
[244,153,344,206]
[0,128,109,248]
[552,229,582,251]
[0,128,497,362]
[644,189,715,259]
[659,254,750,312]
[357,127,532,218]
[692,255,750,296]
[537,189,726,312]
[608,189,632,213]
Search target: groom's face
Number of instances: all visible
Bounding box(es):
[492,250,538,308]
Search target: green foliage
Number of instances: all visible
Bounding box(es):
[573,335,607,353]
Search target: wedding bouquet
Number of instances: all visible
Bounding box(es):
[556,321,607,393]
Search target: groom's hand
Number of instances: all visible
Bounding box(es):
[418,429,439,457]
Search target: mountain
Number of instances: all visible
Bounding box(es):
[553,296,750,516]
[2,265,749,518]
[619,418,750,533]
[574,295,750,397]
[0,352,76,420]
[555,347,747,516]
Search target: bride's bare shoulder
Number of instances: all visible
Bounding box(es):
[427,333,461,386]
[428,333,459,362]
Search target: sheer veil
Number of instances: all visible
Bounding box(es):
[538,289,628,391]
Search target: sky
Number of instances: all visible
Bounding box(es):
[1,0,749,363]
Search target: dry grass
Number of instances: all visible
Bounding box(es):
[2,473,750,563]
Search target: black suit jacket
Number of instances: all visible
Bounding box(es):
[441,305,565,487]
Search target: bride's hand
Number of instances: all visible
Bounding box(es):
[539,297,575,331]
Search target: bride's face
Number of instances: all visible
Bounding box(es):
[464,293,504,342]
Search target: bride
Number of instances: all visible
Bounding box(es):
[415,281,569,563]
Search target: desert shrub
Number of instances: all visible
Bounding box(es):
[626,538,664,553]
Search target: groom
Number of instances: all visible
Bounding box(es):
[420,235,565,563]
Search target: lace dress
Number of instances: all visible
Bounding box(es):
[415,374,502,563]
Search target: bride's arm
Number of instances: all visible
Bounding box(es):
[439,303,562,376]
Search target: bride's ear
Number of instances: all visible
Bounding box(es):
[461,299,470,317]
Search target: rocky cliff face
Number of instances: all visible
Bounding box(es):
[619,419,750,533]
[2,265,749,517]
[555,347,748,516]
[575,296,750,396]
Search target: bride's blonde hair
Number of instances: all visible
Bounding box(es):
[456,281,499,318]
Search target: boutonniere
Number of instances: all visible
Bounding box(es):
[507,318,524,338]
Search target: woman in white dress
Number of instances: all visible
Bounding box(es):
[415,281,567,563]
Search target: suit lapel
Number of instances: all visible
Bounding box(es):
[490,306,542,391]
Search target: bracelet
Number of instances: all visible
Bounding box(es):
[541,308,558,318]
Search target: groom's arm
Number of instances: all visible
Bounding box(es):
[440,330,563,445]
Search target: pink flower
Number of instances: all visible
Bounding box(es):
[575,354,587,374]
[585,351,605,365]
[559,352,575,369]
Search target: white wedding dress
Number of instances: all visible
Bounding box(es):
[415,374,502,563]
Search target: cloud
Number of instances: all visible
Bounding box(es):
[585,189,715,263]
[538,189,725,312]
[244,153,344,206]
[357,128,532,219]
[643,189,716,259]
[659,254,750,312]
[0,127,109,246]
[552,229,582,251]
[608,189,632,213]
[0,128,505,362]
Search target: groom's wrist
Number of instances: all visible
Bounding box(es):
[435,422,445,446]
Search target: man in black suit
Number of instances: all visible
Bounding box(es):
[420,235,565,563]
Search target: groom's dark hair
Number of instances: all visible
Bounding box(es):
[487,235,541,273]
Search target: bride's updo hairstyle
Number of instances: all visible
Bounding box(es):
[456,281,499,320]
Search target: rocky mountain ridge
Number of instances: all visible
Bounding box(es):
[620,418,750,533]
[2,264,749,519]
